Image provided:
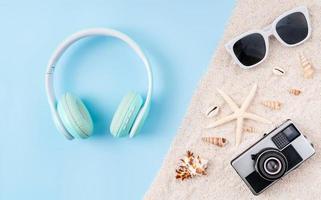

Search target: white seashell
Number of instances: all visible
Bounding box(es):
[205,105,220,118]
[299,53,314,79]
[262,101,282,110]
[243,126,256,133]
[202,136,228,147]
[289,88,302,96]
[272,67,285,76]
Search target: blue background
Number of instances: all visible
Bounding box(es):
[0,1,235,200]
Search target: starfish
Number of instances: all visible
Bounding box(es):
[207,83,271,146]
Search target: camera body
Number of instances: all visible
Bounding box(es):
[231,119,315,195]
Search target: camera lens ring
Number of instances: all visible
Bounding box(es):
[263,157,282,175]
[255,148,288,181]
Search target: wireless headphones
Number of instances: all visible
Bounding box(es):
[45,28,153,140]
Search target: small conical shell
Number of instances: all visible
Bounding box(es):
[202,136,227,147]
[243,126,256,133]
[289,88,302,96]
[262,101,282,110]
[299,53,314,79]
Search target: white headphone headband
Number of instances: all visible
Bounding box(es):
[45,28,153,139]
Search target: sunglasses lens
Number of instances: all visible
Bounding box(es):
[233,33,266,67]
[276,12,308,45]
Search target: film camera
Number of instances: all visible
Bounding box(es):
[231,119,315,195]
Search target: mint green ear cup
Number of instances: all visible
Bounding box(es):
[57,93,94,139]
[129,103,150,138]
[110,92,143,137]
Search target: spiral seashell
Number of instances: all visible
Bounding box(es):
[262,101,282,110]
[289,88,302,96]
[243,126,256,133]
[202,136,227,147]
[299,53,314,79]
[176,165,191,181]
[205,105,220,118]
[176,151,208,180]
[272,67,285,76]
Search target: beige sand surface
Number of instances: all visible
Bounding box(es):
[145,0,321,199]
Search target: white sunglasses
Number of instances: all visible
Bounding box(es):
[225,6,311,69]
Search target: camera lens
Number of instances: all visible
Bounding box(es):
[264,157,282,175]
[255,149,288,181]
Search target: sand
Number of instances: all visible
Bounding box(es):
[145,0,321,199]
